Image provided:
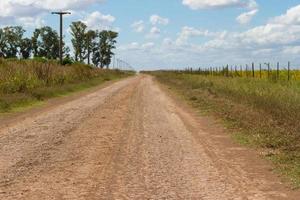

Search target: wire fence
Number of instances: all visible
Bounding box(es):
[181,62,300,81]
[110,56,135,71]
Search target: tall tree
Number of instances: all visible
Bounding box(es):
[20,38,32,59]
[99,30,118,68]
[85,30,97,65]
[0,29,5,57]
[92,30,102,67]
[0,26,25,58]
[32,26,60,59]
[70,21,87,62]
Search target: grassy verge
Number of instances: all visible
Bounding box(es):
[146,71,300,188]
[0,59,134,113]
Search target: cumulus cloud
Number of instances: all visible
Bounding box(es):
[146,27,161,39]
[150,27,161,34]
[119,42,155,51]
[17,17,45,28]
[131,20,145,33]
[0,0,105,27]
[236,9,258,24]
[182,0,243,10]
[176,26,226,44]
[236,0,258,24]
[2,0,105,12]
[118,4,300,69]
[271,5,300,25]
[142,42,155,49]
[182,0,259,24]
[150,15,169,26]
[82,11,116,30]
[180,4,300,59]
[282,46,300,55]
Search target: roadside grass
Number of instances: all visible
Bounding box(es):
[0,59,134,113]
[147,71,300,188]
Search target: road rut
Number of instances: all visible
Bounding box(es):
[0,75,299,199]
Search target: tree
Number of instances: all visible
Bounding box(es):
[99,30,118,68]
[0,26,25,58]
[85,30,97,65]
[20,38,32,59]
[92,32,101,67]
[91,30,118,68]
[0,29,5,57]
[70,21,87,62]
[32,26,59,59]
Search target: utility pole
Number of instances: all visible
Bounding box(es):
[52,11,71,65]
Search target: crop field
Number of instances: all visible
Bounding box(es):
[0,59,134,112]
[147,70,300,187]
[184,62,300,82]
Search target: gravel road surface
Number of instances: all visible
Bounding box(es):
[0,75,299,199]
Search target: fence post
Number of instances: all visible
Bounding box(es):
[277,62,280,81]
[227,64,229,77]
[288,61,291,81]
[268,63,270,79]
[252,62,255,78]
[259,63,262,78]
[235,65,237,77]
[240,65,243,77]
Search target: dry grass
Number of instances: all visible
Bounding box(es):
[0,59,134,112]
[147,71,300,187]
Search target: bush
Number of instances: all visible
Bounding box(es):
[62,57,74,65]
[32,57,48,63]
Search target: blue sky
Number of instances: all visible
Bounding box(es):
[1,0,300,70]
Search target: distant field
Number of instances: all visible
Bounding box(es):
[0,59,134,113]
[183,64,300,82]
[147,71,300,187]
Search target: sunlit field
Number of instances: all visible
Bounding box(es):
[147,70,300,187]
[0,59,134,112]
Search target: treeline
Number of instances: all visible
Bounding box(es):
[0,21,118,68]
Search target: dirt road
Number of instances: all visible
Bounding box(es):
[0,75,299,199]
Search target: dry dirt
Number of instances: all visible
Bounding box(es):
[0,75,299,200]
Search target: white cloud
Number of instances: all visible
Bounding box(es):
[17,17,45,28]
[142,42,155,49]
[146,27,161,39]
[183,0,259,24]
[121,42,140,51]
[82,11,116,30]
[182,0,243,10]
[176,5,300,49]
[236,9,258,24]
[176,26,226,44]
[131,20,145,33]
[150,15,169,26]
[236,0,258,24]
[271,5,300,25]
[150,27,161,34]
[0,0,105,26]
[246,0,258,10]
[282,46,300,55]
[118,4,300,69]
[119,42,155,51]
[12,0,105,11]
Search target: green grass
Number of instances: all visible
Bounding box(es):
[147,71,300,187]
[0,59,134,113]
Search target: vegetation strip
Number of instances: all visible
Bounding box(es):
[146,71,300,188]
[0,59,134,113]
